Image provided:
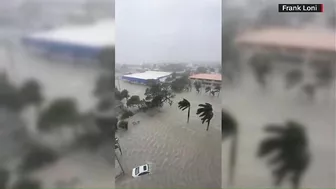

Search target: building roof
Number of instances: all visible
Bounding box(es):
[189,74,222,81]
[24,19,115,48]
[122,71,172,80]
[235,28,336,52]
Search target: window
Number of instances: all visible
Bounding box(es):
[143,166,147,171]
[135,167,139,175]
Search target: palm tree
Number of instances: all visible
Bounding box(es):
[196,103,213,131]
[205,86,211,94]
[214,85,221,97]
[194,81,201,94]
[250,54,272,89]
[178,98,191,123]
[37,98,80,131]
[120,89,129,100]
[258,121,311,189]
[19,79,43,115]
[222,110,238,186]
[19,79,43,107]
[0,75,23,112]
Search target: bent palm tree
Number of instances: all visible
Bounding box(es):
[258,121,311,189]
[205,86,211,94]
[178,98,191,123]
[196,103,213,131]
[222,110,238,186]
[214,85,221,97]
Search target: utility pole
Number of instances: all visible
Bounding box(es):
[115,152,125,177]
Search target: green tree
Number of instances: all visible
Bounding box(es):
[0,75,23,112]
[171,76,189,92]
[214,85,221,97]
[144,81,175,108]
[126,95,141,108]
[194,81,202,94]
[12,178,42,189]
[19,79,43,109]
[120,89,130,100]
[178,98,191,123]
[222,110,239,186]
[258,121,311,189]
[37,98,79,131]
[120,110,134,120]
[196,103,213,131]
[250,54,272,88]
[205,86,211,94]
[19,147,59,174]
[0,168,9,189]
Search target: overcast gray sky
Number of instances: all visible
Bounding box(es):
[116,0,221,64]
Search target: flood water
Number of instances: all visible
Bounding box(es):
[222,72,335,188]
[115,80,221,188]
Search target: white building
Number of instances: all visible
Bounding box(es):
[121,71,172,85]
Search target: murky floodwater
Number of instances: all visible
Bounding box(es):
[222,73,335,188]
[115,81,221,188]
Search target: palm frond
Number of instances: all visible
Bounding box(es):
[222,110,238,140]
[197,103,213,125]
[259,120,311,189]
[258,137,282,157]
[264,124,286,134]
[178,98,190,111]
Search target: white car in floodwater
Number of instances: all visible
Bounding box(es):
[132,164,151,178]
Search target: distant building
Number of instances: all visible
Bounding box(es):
[189,73,222,86]
[21,19,115,64]
[235,28,335,79]
[121,71,172,85]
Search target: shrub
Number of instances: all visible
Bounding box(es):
[19,147,59,173]
[120,110,134,120]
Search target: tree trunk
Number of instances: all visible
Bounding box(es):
[228,134,238,186]
[187,107,190,123]
[206,121,210,131]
